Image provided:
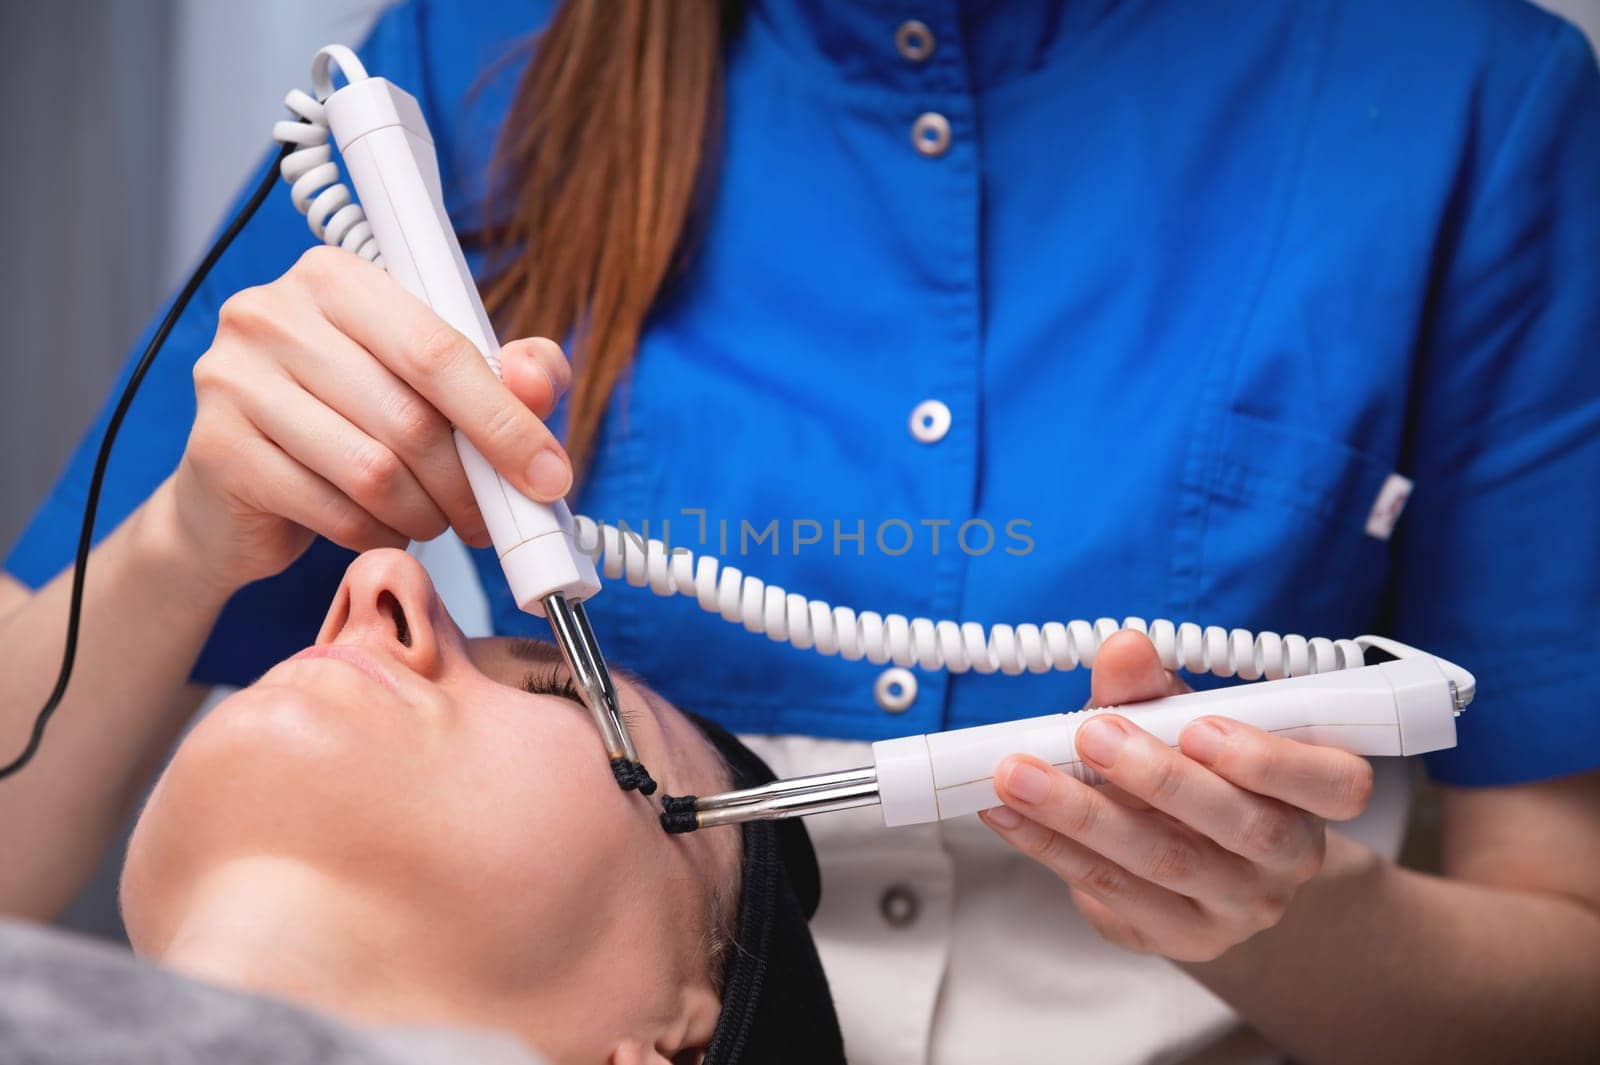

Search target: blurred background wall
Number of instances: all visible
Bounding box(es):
[1556,0,1599,40]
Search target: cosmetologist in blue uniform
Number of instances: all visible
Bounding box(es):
[10,1,1599,1061]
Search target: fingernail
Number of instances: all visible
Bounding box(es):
[536,361,562,401]
[1184,720,1226,765]
[984,806,1023,830]
[531,338,571,392]
[1078,717,1129,769]
[1005,762,1052,805]
[527,449,571,500]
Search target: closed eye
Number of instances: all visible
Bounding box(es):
[501,638,646,729]
[519,664,584,703]
[516,664,643,729]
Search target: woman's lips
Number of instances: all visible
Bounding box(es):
[286,644,400,694]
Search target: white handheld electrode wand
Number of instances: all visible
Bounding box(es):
[272,46,1477,829]
[664,638,1473,831]
[275,47,652,792]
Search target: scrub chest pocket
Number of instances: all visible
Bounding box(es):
[1186,409,1399,641]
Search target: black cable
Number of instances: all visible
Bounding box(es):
[0,144,293,781]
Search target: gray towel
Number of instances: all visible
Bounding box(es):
[0,919,545,1065]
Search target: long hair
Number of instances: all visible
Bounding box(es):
[476,0,732,482]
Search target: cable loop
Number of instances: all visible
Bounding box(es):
[267,65,1363,688]
[274,83,382,264]
[575,519,1366,680]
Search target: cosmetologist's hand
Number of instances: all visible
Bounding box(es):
[979,631,1375,962]
[168,246,574,591]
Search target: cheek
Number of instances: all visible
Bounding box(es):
[435,703,616,874]
[422,700,659,970]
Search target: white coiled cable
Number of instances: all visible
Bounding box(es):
[266,53,1364,687]
[574,517,1366,681]
[272,46,383,265]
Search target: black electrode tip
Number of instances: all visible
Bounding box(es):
[610,757,640,791]
[660,808,701,834]
[609,757,657,794]
[662,794,699,813]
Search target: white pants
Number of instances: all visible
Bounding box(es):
[740,735,1415,1065]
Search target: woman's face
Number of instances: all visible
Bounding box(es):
[122,549,733,1063]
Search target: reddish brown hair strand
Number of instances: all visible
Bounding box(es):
[477,0,730,483]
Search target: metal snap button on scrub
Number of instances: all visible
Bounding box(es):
[895,19,935,63]
[875,667,918,713]
[909,398,951,443]
[911,112,951,157]
[879,884,921,929]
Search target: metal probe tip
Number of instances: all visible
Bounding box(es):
[659,795,701,834]
[543,593,655,794]
[658,766,880,834]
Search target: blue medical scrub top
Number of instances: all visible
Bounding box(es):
[9,0,1600,788]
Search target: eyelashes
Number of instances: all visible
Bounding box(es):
[517,664,642,728]
[519,664,582,701]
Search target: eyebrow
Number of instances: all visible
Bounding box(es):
[505,637,564,668]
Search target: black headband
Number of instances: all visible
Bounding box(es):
[684,714,846,1065]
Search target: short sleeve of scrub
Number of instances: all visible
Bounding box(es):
[1398,24,1600,786]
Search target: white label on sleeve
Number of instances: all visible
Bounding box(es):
[1364,473,1414,541]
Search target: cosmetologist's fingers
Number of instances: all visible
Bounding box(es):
[991,754,1251,903]
[302,250,573,502]
[1088,631,1192,709]
[978,795,1218,960]
[1180,716,1375,822]
[499,337,570,421]
[1076,714,1323,879]
[229,432,409,553]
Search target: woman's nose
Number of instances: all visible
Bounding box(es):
[316,548,446,676]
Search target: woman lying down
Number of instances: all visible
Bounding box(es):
[1,549,844,1065]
